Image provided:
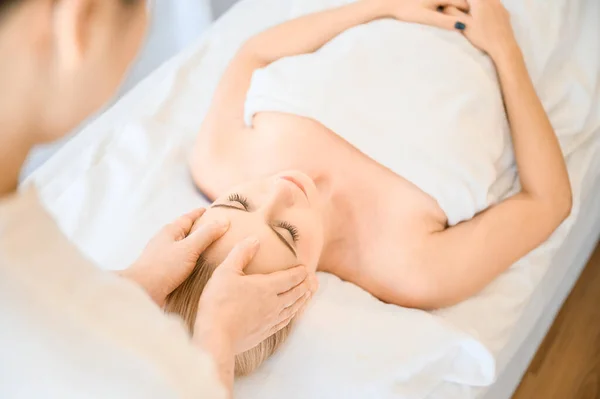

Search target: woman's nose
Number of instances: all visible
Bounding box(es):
[261,178,295,218]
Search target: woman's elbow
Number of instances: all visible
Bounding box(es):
[532,182,573,225]
[559,185,573,221]
[545,185,573,225]
[556,172,574,217]
[400,288,464,311]
[238,39,269,65]
[395,269,465,310]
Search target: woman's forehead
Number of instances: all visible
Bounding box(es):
[197,209,298,275]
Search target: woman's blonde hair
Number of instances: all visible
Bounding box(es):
[164,256,294,376]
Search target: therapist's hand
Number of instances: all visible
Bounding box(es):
[121,208,230,307]
[191,238,313,392]
[194,237,314,355]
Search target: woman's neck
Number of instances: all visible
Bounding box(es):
[314,175,360,274]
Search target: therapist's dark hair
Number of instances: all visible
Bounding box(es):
[0,0,20,15]
[164,255,294,376]
[0,0,140,17]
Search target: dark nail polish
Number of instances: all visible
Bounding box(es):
[455,21,466,30]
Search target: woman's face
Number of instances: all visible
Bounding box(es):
[193,171,325,274]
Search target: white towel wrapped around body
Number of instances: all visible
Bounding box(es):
[244,0,599,227]
[245,18,513,226]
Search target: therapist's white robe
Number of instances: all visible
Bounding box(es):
[0,187,226,399]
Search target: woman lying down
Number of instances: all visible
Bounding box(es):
[166,0,572,376]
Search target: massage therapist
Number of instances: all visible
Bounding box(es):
[0,1,315,397]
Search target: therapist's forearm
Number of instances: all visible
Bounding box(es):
[115,268,166,307]
[246,0,385,63]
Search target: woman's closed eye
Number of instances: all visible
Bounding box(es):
[228,193,250,210]
[271,222,300,256]
[212,192,300,257]
[276,220,299,243]
[225,193,301,243]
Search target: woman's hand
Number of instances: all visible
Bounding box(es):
[120,208,230,307]
[193,237,316,355]
[374,0,470,31]
[443,0,518,59]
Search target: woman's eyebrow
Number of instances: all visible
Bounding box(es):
[210,204,298,257]
[211,204,246,211]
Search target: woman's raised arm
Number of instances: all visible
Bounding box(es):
[407,0,572,309]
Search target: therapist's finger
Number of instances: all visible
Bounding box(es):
[267,314,295,337]
[182,219,230,253]
[307,273,319,294]
[167,208,207,240]
[278,279,311,308]
[278,291,310,322]
[219,237,260,272]
[266,265,309,294]
[295,289,315,319]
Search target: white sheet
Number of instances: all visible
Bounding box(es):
[481,154,600,399]
[429,136,600,399]
[28,0,600,397]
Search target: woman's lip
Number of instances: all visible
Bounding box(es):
[280,176,308,198]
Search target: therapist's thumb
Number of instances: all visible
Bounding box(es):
[220,237,261,273]
[182,219,230,255]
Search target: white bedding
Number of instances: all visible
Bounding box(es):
[481,151,600,399]
[28,0,600,397]
[431,137,600,399]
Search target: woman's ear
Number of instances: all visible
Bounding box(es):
[52,0,97,71]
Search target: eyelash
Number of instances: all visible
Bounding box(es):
[228,193,250,210]
[277,221,300,242]
[227,192,300,243]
